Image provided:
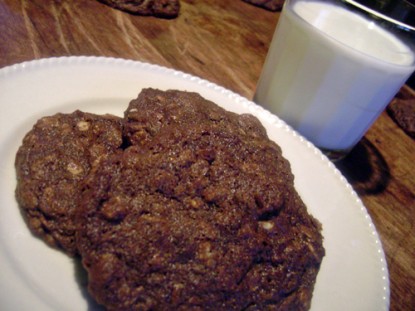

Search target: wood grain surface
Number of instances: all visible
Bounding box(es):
[1,0,414,310]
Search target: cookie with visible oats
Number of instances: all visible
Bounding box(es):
[123,88,270,146]
[77,89,325,310]
[15,110,123,255]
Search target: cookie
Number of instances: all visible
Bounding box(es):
[77,90,324,310]
[98,0,180,18]
[15,111,124,255]
[242,0,285,11]
[387,87,415,138]
[123,88,269,146]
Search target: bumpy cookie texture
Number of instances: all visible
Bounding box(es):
[15,111,123,255]
[124,88,269,146]
[77,90,324,310]
[98,0,180,18]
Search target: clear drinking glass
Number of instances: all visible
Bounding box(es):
[254,0,415,160]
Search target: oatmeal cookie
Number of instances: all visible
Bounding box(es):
[387,87,415,138]
[77,90,324,310]
[124,88,268,146]
[15,110,123,255]
[98,0,180,18]
[242,0,285,11]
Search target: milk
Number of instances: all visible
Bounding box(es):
[254,0,415,151]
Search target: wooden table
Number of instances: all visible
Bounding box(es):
[1,0,414,310]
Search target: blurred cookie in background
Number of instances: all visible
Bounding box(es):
[242,0,285,11]
[387,86,415,138]
[97,0,180,18]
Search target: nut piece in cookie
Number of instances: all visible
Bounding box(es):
[15,110,123,255]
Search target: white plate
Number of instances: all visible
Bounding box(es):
[0,57,389,311]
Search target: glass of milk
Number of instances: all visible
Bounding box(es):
[254,0,415,160]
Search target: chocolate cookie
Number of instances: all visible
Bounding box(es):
[15,111,123,255]
[242,0,285,11]
[98,0,180,18]
[387,87,415,138]
[124,88,269,146]
[77,90,324,310]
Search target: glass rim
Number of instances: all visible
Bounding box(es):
[284,0,415,67]
[343,0,415,32]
